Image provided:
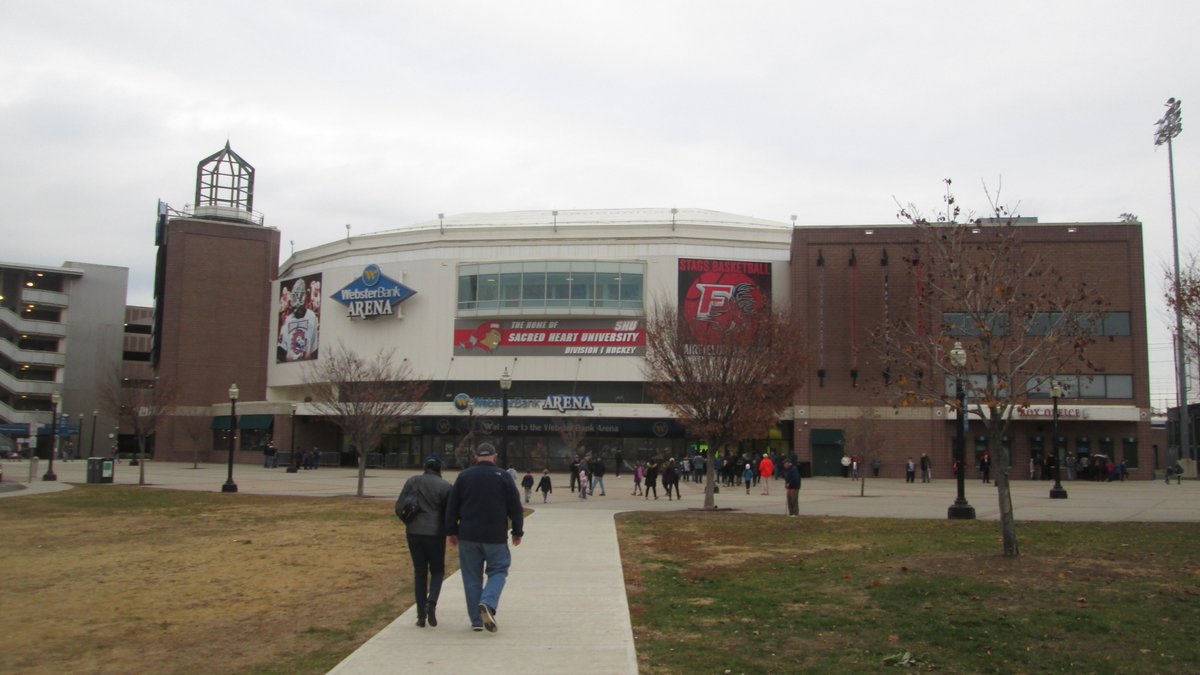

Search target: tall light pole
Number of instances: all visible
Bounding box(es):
[287,403,299,473]
[76,413,83,460]
[222,384,239,493]
[499,368,512,469]
[1156,97,1191,462]
[44,391,61,481]
[1049,380,1068,499]
[89,409,99,457]
[947,342,975,519]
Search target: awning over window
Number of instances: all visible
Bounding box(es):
[239,415,275,430]
[810,429,845,445]
[210,415,275,431]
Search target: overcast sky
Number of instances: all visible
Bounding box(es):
[2,1,1197,409]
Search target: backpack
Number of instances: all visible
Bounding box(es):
[395,485,422,524]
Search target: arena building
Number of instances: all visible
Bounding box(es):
[267,208,795,472]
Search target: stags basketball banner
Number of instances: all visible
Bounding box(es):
[677,258,772,346]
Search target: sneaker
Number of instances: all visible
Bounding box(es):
[472,624,483,632]
[479,603,497,632]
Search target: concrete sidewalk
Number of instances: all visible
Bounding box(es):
[3,459,1197,675]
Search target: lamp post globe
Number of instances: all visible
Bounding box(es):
[1049,380,1068,499]
[222,384,239,493]
[947,342,976,520]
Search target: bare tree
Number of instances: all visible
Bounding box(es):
[177,414,211,469]
[99,376,174,486]
[1165,254,1200,380]
[643,299,807,510]
[875,180,1105,557]
[557,416,590,466]
[844,407,887,497]
[303,343,430,497]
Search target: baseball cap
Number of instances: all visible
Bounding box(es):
[424,455,443,471]
[476,442,497,457]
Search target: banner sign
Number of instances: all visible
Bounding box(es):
[677,258,771,347]
[453,318,645,356]
[277,272,322,363]
[427,416,685,438]
[331,264,416,319]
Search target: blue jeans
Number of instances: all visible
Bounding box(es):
[590,475,605,495]
[458,540,511,626]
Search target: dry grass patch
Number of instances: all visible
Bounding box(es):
[0,485,447,675]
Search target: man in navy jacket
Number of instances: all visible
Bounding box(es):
[446,442,524,632]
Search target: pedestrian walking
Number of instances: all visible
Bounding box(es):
[521,470,535,504]
[663,460,681,500]
[758,453,775,495]
[589,455,607,496]
[905,456,915,483]
[920,453,932,482]
[536,469,553,503]
[743,463,754,494]
[632,462,644,496]
[644,460,659,500]
[446,442,524,633]
[396,455,453,628]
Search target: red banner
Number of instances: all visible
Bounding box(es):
[453,318,645,356]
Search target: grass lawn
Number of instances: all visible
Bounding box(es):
[618,512,1200,674]
[0,485,434,675]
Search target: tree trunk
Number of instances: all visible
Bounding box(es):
[356,448,367,498]
[995,469,1019,557]
[137,437,146,486]
[704,449,717,510]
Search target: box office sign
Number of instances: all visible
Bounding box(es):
[453,318,646,356]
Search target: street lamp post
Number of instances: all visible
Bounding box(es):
[499,368,512,469]
[222,384,239,493]
[44,391,61,481]
[76,413,83,460]
[1050,380,1068,499]
[89,409,99,457]
[1156,97,1191,463]
[287,403,299,473]
[947,342,976,520]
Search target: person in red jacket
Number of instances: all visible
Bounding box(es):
[758,453,775,495]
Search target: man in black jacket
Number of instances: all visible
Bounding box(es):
[783,458,802,517]
[446,442,524,633]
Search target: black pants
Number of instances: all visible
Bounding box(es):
[407,533,447,616]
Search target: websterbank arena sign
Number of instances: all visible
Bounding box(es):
[332,264,417,319]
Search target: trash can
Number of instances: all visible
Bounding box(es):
[86,457,115,484]
[87,457,103,484]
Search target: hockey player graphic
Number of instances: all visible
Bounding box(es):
[277,278,320,362]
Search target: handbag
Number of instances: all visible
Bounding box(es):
[396,485,422,524]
